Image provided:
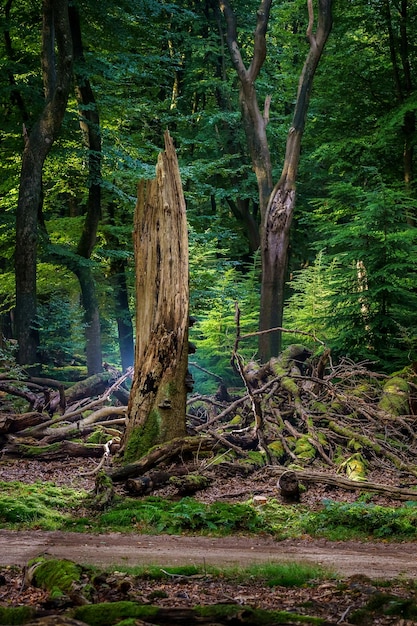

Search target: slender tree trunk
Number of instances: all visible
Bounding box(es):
[221,0,333,361]
[122,131,189,462]
[107,202,134,371]
[383,0,415,220]
[260,0,333,359]
[74,265,102,375]
[15,0,73,367]
[220,0,274,217]
[69,1,103,374]
[110,262,134,372]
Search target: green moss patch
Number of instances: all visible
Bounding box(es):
[0,481,87,529]
[0,607,34,625]
[73,601,158,626]
[29,558,82,595]
[73,601,324,626]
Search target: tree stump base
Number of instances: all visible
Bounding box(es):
[278,470,300,502]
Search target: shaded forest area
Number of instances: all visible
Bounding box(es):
[1,0,417,537]
[1,338,417,505]
[1,0,417,388]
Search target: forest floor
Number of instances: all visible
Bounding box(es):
[2,458,417,625]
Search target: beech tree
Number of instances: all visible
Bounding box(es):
[14,0,73,367]
[220,0,333,360]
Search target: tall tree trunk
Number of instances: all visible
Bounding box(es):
[220,0,274,216]
[107,201,134,372]
[259,0,332,359]
[69,1,103,374]
[15,0,73,368]
[74,265,102,375]
[384,0,415,217]
[109,259,134,372]
[122,131,189,463]
[221,0,333,361]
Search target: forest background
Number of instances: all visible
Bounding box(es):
[1,0,417,393]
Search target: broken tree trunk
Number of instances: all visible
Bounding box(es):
[122,131,190,462]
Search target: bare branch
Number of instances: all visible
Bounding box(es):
[306,0,315,45]
[248,0,272,82]
[219,0,248,81]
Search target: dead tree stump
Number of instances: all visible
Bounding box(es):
[278,470,300,502]
[122,131,189,462]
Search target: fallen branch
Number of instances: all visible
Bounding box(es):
[108,435,216,482]
[268,467,417,501]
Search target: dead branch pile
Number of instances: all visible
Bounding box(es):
[187,347,417,484]
[0,368,131,460]
[1,344,417,502]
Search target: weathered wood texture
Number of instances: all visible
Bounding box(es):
[110,436,215,482]
[123,131,189,461]
[278,470,300,502]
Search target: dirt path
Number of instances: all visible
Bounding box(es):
[3,530,417,579]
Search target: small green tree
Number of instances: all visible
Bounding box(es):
[308,176,417,369]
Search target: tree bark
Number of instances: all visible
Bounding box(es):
[259,0,333,359]
[69,1,103,375]
[122,131,190,462]
[221,0,333,361]
[15,0,73,368]
[220,0,274,219]
[107,201,134,371]
[1,439,104,460]
[74,265,102,375]
[278,470,300,502]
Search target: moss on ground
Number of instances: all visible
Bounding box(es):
[73,601,325,625]
[28,557,82,596]
[0,606,34,625]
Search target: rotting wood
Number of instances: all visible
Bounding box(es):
[122,130,189,462]
[125,468,187,495]
[0,412,46,434]
[169,473,212,495]
[1,439,105,460]
[109,436,216,482]
[278,470,300,502]
[269,467,417,501]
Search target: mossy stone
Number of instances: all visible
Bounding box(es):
[295,436,316,460]
[267,440,285,460]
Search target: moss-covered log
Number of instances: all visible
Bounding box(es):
[1,439,104,460]
[169,473,212,495]
[0,411,46,434]
[73,600,319,625]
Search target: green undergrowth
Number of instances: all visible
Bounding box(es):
[0,606,35,625]
[2,480,417,541]
[101,560,334,587]
[0,480,87,529]
[303,499,417,540]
